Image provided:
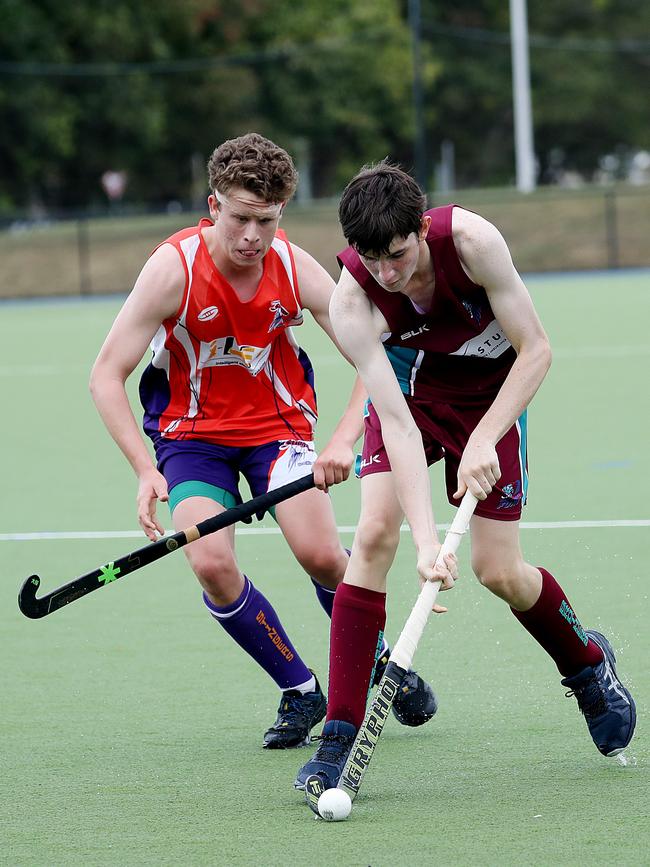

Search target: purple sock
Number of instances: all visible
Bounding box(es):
[311,578,336,617]
[203,576,312,691]
[310,548,350,618]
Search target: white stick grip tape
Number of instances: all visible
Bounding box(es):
[389,491,478,670]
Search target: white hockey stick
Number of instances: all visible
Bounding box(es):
[337,490,479,800]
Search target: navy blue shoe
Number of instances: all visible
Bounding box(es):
[294,719,357,790]
[561,630,636,757]
[263,673,326,749]
[374,650,438,728]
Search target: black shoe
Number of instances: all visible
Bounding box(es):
[294,719,357,790]
[372,647,391,687]
[374,651,438,728]
[263,673,327,750]
[562,630,636,757]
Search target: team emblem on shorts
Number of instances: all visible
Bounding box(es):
[279,440,314,471]
[497,480,522,509]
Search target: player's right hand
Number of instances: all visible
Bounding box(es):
[454,435,501,501]
[312,438,355,492]
[137,468,169,541]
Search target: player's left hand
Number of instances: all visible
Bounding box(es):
[416,544,459,613]
[454,436,501,501]
[312,439,355,492]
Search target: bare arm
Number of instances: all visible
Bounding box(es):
[89,243,184,538]
[292,244,368,489]
[452,208,552,499]
[330,269,456,588]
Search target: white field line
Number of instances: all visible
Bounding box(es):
[1,519,649,542]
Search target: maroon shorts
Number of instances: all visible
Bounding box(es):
[356,398,528,521]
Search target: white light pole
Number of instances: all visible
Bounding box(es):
[409,0,427,192]
[510,0,536,192]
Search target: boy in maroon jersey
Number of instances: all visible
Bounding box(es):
[295,160,635,791]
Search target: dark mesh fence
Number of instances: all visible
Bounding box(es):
[1,186,647,300]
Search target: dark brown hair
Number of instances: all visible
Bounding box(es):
[207,133,298,203]
[339,160,426,254]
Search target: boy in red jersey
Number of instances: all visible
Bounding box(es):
[90,135,435,749]
[296,160,635,790]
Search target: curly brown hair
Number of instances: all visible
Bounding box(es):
[207,133,299,204]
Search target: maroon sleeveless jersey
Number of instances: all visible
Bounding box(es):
[337,204,516,406]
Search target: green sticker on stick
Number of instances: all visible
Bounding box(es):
[98,562,121,584]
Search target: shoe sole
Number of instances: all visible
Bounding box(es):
[263,734,311,750]
[586,629,637,756]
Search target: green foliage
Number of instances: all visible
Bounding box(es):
[419,0,650,187]
[244,0,420,193]
[527,0,650,178]
[0,0,648,208]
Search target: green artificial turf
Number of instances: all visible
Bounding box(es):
[2,271,648,866]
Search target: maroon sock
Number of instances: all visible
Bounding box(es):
[326,583,387,729]
[510,567,604,676]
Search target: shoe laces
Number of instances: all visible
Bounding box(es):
[565,679,608,720]
[310,733,353,764]
[275,692,314,727]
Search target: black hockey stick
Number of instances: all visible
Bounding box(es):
[18,473,315,619]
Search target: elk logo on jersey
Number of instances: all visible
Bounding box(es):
[268,299,290,332]
[199,336,271,375]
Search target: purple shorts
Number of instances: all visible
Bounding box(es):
[356,399,528,521]
[153,436,317,512]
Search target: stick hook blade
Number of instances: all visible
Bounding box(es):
[18,575,45,619]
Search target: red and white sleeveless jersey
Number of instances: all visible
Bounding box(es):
[140,219,317,446]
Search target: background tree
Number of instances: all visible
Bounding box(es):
[0,0,648,210]
[419,0,650,187]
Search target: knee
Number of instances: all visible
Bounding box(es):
[298,542,347,586]
[471,553,523,601]
[190,548,241,597]
[355,515,400,564]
